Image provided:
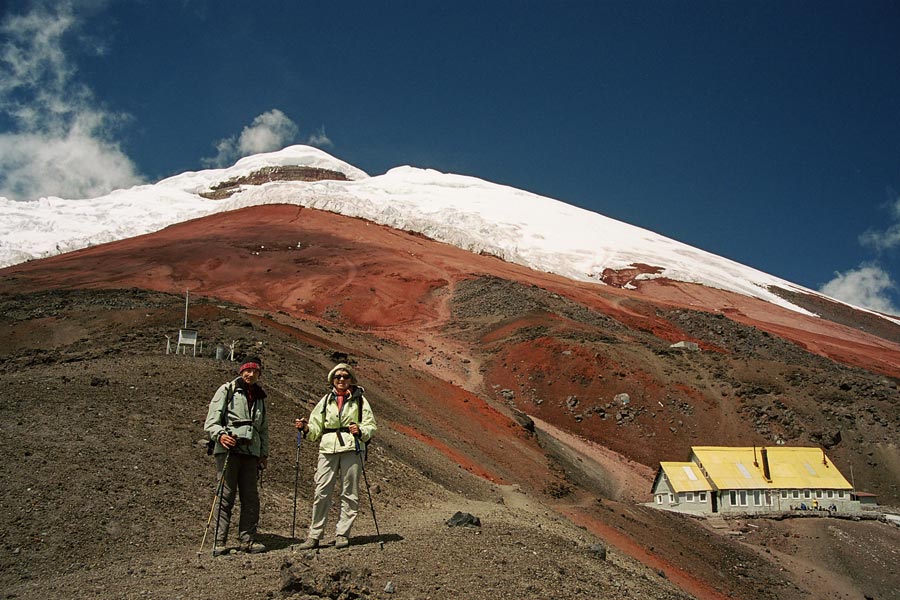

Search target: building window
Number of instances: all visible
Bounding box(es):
[804,490,811,499]
[792,490,800,499]
[699,492,707,502]
[739,491,748,506]
[730,490,737,505]
[827,490,834,498]
[753,490,762,506]
[837,491,844,499]
[780,490,788,499]
[669,493,675,504]
[816,490,823,498]
[656,495,663,504]
[685,492,694,502]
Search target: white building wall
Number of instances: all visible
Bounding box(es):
[718,488,859,515]
[650,488,712,515]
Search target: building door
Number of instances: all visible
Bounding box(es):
[712,492,718,513]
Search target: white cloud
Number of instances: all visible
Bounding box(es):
[202,109,299,168]
[306,126,333,148]
[0,2,143,200]
[238,109,299,155]
[859,196,900,252]
[0,129,141,200]
[819,264,899,315]
[860,223,900,251]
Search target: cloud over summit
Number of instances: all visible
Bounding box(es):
[202,109,300,168]
[202,110,333,169]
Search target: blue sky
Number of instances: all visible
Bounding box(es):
[1,0,899,314]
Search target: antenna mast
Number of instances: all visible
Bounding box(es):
[184,289,189,328]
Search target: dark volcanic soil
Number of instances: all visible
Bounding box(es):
[1,288,898,600]
[0,289,692,600]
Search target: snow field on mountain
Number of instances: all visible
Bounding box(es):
[0,144,842,317]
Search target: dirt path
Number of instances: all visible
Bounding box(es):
[415,277,485,392]
[531,416,655,501]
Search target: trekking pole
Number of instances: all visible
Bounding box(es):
[354,432,384,550]
[210,451,231,557]
[291,429,303,542]
[199,450,230,556]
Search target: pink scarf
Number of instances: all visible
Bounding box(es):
[335,392,347,413]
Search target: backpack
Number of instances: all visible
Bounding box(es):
[206,381,235,455]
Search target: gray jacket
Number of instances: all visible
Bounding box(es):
[204,378,269,458]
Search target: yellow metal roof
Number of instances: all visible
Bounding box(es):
[690,446,852,491]
[659,462,713,493]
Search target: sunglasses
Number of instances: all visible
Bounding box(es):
[333,374,351,380]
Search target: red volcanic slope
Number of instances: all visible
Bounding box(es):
[3,204,897,378]
[4,203,899,483]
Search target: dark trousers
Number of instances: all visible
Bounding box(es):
[214,453,260,546]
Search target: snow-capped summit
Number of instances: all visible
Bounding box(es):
[156,145,369,194]
[0,145,892,323]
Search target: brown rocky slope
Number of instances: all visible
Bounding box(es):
[1,204,898,600]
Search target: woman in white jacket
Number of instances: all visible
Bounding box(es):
[294,362,377,549]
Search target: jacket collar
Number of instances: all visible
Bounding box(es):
[330,385,364,400]
[235,377,267,399]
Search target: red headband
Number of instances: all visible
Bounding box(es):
[240,361,261,373]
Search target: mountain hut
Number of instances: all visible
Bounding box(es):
[650,446,858,515]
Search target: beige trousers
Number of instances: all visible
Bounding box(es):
[308,450,362,540]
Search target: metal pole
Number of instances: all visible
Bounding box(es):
[355,435,383,550]
[291,430,302,541]
[211,451,230,556]
[184,289,189,329]
[200,451,230,556]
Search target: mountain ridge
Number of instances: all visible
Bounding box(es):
[3,145,897,327]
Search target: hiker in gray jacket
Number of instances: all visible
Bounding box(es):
[294,362,377,549]
[204,357,269,555]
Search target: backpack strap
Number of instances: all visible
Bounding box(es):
[206,382,236,455]
[320,392,329,421]
[220,381,236,427]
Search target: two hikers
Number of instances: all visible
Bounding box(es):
[204,360,377,554]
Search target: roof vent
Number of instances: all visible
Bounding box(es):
[761,446,772,482]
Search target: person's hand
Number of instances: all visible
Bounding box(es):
[219,433,237,449]
[294,418,308,433]
[348,423,360,436]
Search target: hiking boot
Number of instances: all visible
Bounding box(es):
[212,547,230,557]
[295,538,319,550]
[240,542,266,554]
[334,535,350,549]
